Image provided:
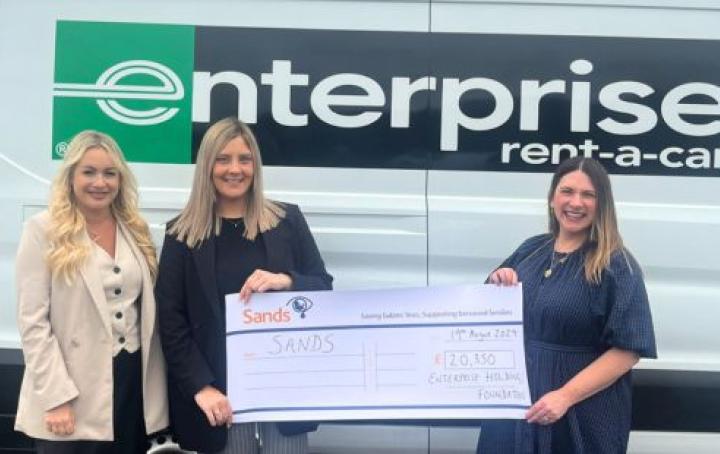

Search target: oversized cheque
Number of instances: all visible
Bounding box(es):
[225,285,531,422]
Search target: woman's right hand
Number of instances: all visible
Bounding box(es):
[194,385,233,427]
[488,267,519,286]
[45,402,75,436]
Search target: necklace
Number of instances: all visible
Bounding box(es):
[223,217,243,229]
[86,218,116,243]
[544,250,570,278]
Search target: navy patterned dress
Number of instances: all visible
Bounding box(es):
[477,234,656,454]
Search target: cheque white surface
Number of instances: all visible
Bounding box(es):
[225,285,530,422]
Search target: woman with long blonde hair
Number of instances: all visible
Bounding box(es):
[477,157,656,453]
[15,130,168,453]
[156,117,332,454]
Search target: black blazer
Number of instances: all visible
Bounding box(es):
[156,203,333,453]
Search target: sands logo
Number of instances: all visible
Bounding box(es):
[241,295,315,324]
[286,296,314,319]
[243,307,291,324]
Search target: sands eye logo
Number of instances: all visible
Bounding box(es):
[287,296,314,319]
[53,60,184,126]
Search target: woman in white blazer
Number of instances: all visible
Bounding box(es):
[14,131,168,453]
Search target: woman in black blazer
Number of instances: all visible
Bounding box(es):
[156,117,332,454]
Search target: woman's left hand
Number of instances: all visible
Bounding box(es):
[239,269,293,302]
[525,389,573,425]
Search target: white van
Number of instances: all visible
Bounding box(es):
[1,0,719,452]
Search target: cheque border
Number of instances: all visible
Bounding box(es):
[232,403,530,416]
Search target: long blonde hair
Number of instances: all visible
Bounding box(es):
[47,130,157,282]
[169,117,285,247]
[548,157,623,284]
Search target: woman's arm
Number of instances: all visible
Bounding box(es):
[156,234,233,426]
[16,216,79,411]
[488,267,519,286]
[155,234,215,399]
[16,216,79,435]
[526,347,639,425]
[486,235,550,285]
[285,204,333,291]
[239,205,332,301]
[239,269,292,301]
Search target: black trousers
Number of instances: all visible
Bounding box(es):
[36,349,148,454]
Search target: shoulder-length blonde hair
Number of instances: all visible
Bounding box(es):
[169,117,285,247]
[548,156,623,284]
[47,130,157,282]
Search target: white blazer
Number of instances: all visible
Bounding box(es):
[14,211,168,440]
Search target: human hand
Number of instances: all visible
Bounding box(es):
[239,269,293,303]
[526,389,572,425]
[45,402,75,435]
[488,267,519,286]
[194,385,233,427]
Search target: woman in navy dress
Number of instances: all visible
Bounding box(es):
[477,157,656,454]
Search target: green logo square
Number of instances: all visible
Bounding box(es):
[53,21,195,163]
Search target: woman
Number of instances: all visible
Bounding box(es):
[477,157,656,453]
[156,117,333,454]
[15,131,169,453]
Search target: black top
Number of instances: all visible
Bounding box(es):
[215,218,268,313]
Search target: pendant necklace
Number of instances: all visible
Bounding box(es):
[86,217,115,244]
[225,217,243,229]
[544,250,569,278]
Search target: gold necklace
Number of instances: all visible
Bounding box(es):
[86,218,115,243]
[544,250,569,278]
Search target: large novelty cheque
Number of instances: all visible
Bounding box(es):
[225,285,531,422]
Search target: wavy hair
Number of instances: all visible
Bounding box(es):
[47,130,157,282]
[169,117,285,247]
[548,156,624,284]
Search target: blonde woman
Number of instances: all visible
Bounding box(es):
[15,131,168,453]
[156,117,332,454]
[477,157,656,453]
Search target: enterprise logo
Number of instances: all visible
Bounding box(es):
[53,60,184,126]
[58,56,720,148]
[52,20,720,175]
